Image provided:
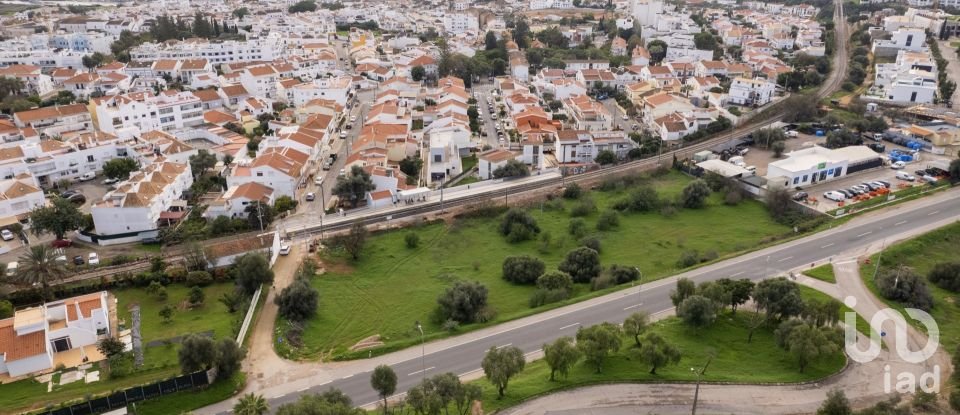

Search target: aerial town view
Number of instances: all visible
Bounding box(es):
[0,0,959,413]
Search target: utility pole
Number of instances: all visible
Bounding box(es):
[691,355,713,415]
[415,321,425,383]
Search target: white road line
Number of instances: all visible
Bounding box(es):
[730,271,745,277]
[559,323,580,330]
[496,343,513,349]
[857,231,872,238]
[821,243,835,248]
[778,256,794,262]
[894,220,907,226]
[318,380,331,386]
[407,367,435,377]
[297,387,309,392]
[928,210,940,216]
[342,374,353,379]
[622,304,642,311]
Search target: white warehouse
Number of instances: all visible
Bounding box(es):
[766,145,883,188]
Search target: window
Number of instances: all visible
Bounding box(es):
[434,154,442,162]
[910,92,918,102]
[906,34,913,47]
[256,172,263,177]
[802,174,808,182]
[793,177,799,185]
[87,155,94,162]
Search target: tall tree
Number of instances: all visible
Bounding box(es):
[15,245,67,300]
[333,165,375,207]
[485,31,498,50]
[576,323,622,373]
[189,149,217,178]
[670,278,696,307]
[102,157,139,180]
[370,365,397,413]
[411,65,426,81]
[543,336,580,381]
[178,334,218,374]
[638,332,681,374]
[511,17,530,49]
[677,295,718,329]
[623,311,650,347]
[246,201,274,230]
[234,393,269,415]
[233,253,274,295]
[336,221,368,260]
[481,345,526,398]
[30,197,84,240]
[817,389,852,415]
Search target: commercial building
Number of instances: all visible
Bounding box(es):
[765,145,883,188]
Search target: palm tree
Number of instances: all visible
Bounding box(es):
[233,393,269,415]
[15,245,67,300]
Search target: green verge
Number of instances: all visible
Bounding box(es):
[0,283,242,413]
[805,263,837,283]
[129,371,245,415]
[471,312,846,413]
[283,171,795,360]
[859,221,960,349]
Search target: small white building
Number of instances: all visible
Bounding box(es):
[766,145,883,188]
[477,149,517,180]
[728,77,777,107]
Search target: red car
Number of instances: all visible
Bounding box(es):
[51,239,72,248]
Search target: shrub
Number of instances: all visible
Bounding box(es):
[502,256,546,285]
[724,190,742,206]
[558,247,602,283]
[607,264,640,284]
[928,262,960,292]
[680,179,711,209]
[188,286,205,306]
[590,274,614,291]
[165,266,187,282]
[595,210,620,231]
[876,266,933,311]
[568,218,588,238]
[529,288,571,307]
[499,209,540,242]
[275,278,319,322]
[442,319,460,332]
[569,197,596,217]
[186,271,213,287]
[405,233,420,249]
[562,183,582,199]
[436,280,491,324]
[580,236,601,253]
[618,186,659,212]
[537,271,574,291]
[677,250,699,268]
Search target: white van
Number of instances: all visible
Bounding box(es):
[895,171,915,181]
[6,261,17,277]
[77,172,96,181]
[786,130,799,138]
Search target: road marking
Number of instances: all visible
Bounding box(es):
[730,271,745,277]
[297,387,309,392]
[318,380,331,386]
[928,210,940,216]
[821,243,834,249]
[342,374,353,379]
[857,231,872,238]
[407,367,435,376]
[496,343,512,349]
[894,220,907,226]
[778,256,794,262]
[623,304,642,310]
[559,323,579,330]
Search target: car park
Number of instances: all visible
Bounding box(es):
[305,192,316,201]
[88,252,100,266]
[823,191,846,202]
[0,229,13,241]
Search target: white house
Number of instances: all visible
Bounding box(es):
[204,182,275,220]
[226,147,308,198]
[90,161,193,244]
[0,174,45,226]
[727,77,776,107]
[0,292,111,378]
[477,149,517,180]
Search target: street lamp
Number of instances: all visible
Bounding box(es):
[415,320,425,382]
[635,267,643,309]
[690,355,712,415]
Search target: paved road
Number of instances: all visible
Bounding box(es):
[204,183,960,414]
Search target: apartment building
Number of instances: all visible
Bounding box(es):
[727,77,777,107]
[563,94,612,131]
[91,90,205,136]
[91,160,193,243]
[130,35,286,64]
[13,104,92,138]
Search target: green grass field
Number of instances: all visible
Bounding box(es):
[859,222,960,349]
[805,264,837,283]
[130,372,245,415]
[0,283,241,413]
[470,312,846,412]
[285,172,793,360]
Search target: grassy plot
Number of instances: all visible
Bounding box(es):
[859,222,960,349]
[805,263,837,283]
[285,171,792,360]
[129,372,246,415]
[470,313,846,412]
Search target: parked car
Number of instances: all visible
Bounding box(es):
[786,130,799,138]
[73,255,85,266]
[77,172,96,181]
[51,239,72,248]
[921,175,939,183]
[66,194,86,205]
[876,180,891,188]
[103,178,119,185]
[6,262,17,276]
[846,187,864,196]
[60,190,80,199]
[792,191,809,201]
[279,243,291,256]
[0,229,13,241]
[915,169,929,177]
[890,161,906,169]
[88,252,100,266]
[837,189,854,198]
[305,192,316,201]
[895,171,916,181]
[862,182,882,191]
[823,191,847,202]
[314,176,324,186]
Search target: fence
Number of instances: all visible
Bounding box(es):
[32,370,214,415]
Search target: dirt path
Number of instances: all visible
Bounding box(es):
[503,258,953,415]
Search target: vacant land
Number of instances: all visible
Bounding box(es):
[805,263,837,283]
[0,283,240,412]
[285,172,793,359]
[860,222,960,349]
[472,313,846,412]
